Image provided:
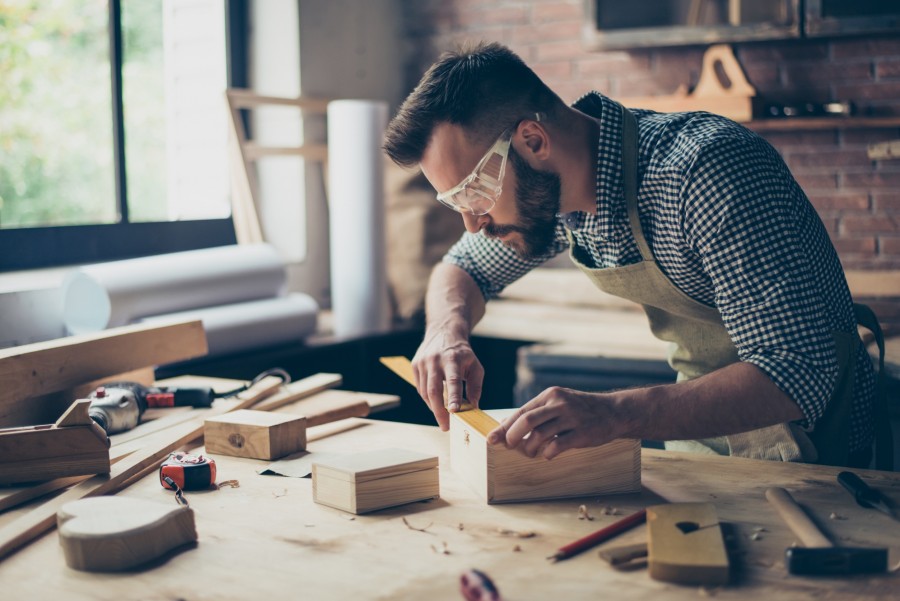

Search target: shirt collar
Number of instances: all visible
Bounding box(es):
[561,91,628,242]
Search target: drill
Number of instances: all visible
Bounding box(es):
[87,382,216,435]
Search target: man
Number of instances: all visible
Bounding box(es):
[383,42,889,469]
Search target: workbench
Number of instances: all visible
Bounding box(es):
[0,414,897,600]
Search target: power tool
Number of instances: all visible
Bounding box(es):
[87,382,216,435]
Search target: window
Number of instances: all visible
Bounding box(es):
[0,0,245,270]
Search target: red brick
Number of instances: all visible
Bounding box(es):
[511,20,581,43]
[532,2,581,22]
[873,194,900,212]
[782,61,872,86]
[457,5,528,28]
[880,236,900,254]
[759,130,839,148]
[842,172,900,189]
[834,81,900,102]
[876,58,900,79]
[795,173,839,192]
[831,38,900,60]
[535,40,588,62]
[807,193,870,212]
[743,62,779,89]
[785,149,873,169]
[576,52,652,78]
[840,129,900,146]
[738,43,829,64]
[531,60,573,82]
[841,214,900,235]
[834,237,877,255]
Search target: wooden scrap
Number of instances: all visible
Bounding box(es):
[647,503,730,586]
[57,496,196,572]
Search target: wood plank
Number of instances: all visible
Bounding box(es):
[0,321,208,426]
[647,503,730,585]
[251,373,343,411]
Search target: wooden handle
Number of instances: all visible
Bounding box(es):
[765,487,832,548]
[306,400,370,428]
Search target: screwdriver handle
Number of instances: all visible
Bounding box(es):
[837,471,879,508]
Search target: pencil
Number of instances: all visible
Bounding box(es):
[547,508,647,562]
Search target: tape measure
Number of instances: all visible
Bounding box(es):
[159,451,216,491]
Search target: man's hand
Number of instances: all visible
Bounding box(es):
[412,328,485,431]
[486,386,631,460]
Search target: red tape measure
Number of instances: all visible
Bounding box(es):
[159,451,216,491]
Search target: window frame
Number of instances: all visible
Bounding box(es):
[0,0,248,272]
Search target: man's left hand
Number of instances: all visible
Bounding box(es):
[486,386,632,460]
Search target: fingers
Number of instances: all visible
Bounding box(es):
[464,360,485,408]
[444,363,464,413]
[426,368,451,431]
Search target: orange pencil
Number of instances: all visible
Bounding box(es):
[547,508,647,562]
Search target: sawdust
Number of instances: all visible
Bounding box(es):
[497,527,536,538]
[216,480,240,489]
[431,541,451,555]
[512,544,523,552]
[578,505,595,521]
[272,488,287,498]
[600,505,620,516]
[403,517,433,532]
[829,512,847,520]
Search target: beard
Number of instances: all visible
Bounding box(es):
[484,147,561,260]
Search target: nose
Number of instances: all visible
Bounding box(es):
[461,212,488,234]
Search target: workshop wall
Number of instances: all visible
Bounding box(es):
[397,0,900,279]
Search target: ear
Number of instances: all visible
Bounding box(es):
[516,118,551,162]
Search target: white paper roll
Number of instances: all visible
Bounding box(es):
[140,294,318,357]
[62,244,287,334]
[327,99,391,338]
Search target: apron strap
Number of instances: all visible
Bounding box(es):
[854,303,894,471]
[621,108,653,262]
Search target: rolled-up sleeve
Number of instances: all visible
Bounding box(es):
[680,134,839,426]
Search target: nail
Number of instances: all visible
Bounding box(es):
[448,402,459,412]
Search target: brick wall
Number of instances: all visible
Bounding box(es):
[399,0,900,279]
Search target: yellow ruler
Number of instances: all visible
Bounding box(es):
[379,356,499,437]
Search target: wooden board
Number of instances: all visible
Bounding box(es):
[449,412,641,504]
[1,419,900,600]
[0,321,207,427]
[57,497,196,572]
[205,410,307,460]
[647,503,730,586]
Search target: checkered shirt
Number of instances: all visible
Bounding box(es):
[443,91,875,452]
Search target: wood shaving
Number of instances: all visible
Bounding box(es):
[403,517,433,532]
[340,514,356,521]
[272,488,287,498]
[601,505,621,516]
[578,505,595,521]
[497,528,536,538]
[512,544,522,552]
[216,480,240,488]
[458,523,465,531]
[753,527,768,533]
[749,532,762,541]
[829,512,847,520]
[890,560,900,573]
[698,586,720,597]
[430,541,451,555]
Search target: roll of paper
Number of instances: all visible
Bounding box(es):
[327,99,391,338]
[140,294,318,357]
[62,244,287,334]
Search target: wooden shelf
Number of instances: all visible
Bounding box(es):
[746,116,900,132]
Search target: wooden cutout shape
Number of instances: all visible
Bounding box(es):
[647,503,729,585]
[58,497,197,572]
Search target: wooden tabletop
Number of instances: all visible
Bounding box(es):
[0,417,898,600]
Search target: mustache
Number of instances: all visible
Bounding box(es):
[484,223,525,237]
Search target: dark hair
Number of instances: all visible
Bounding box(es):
[383,42,563,167]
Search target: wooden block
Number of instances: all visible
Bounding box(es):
[0,399,110,485]
[204,410,307,460]
[647,503,729,586]
[312,448,439,514]
[0,320,207,428]
[57,497,197,572]
[449,411,641,503]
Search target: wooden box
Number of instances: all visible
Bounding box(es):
[449,411,641,503]
[204,410,306,460]
[312,448,439,514]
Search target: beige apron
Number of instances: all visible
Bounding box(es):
[566,107,889,466]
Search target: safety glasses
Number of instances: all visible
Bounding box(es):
[435,129,512,216]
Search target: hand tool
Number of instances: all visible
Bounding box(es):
[765,487,888,575]
[837,471,897,521]
[159,451,217,492]
[548,508,647,562]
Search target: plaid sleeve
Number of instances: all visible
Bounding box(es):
[679,133,838,425]
[442,229,567,300]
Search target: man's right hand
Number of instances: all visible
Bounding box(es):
[411,329,484,431]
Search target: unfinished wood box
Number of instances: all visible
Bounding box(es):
[204,409,306,460]
[449,412,641,503]
[312,448,439,514]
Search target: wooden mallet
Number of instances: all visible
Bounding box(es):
[765,487,888,575]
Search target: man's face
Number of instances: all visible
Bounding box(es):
[420,122,561,261]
